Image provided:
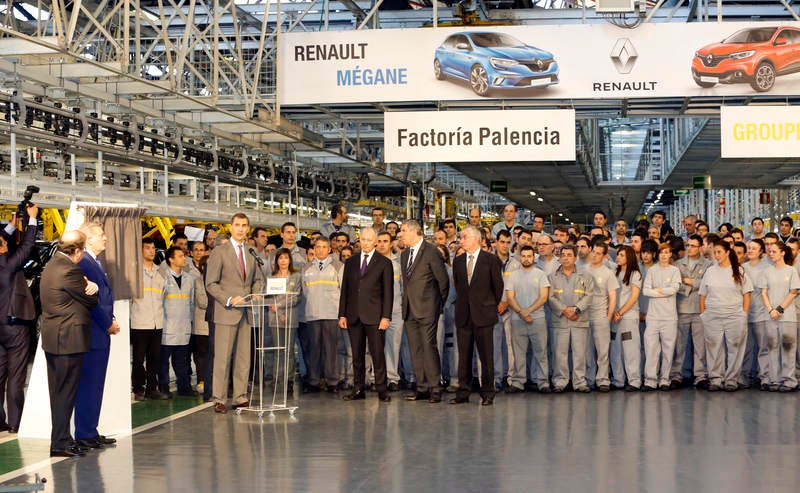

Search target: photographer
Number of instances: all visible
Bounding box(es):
[0,201,39,433]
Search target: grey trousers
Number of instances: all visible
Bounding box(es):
[610,318,641,388]
[212,317,251,405]
[385,313,404,384]
[643,318,677,387]
[766,319,798,387]
[586,314,611,387]
[702,311,747,387]
[673,313,707,383]
[510,318,549,389]
[751,320,770,384]
[553,324,589,390]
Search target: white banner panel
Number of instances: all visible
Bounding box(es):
[280,22,800,104]
[721,105,800,158]
[384,109,575,162]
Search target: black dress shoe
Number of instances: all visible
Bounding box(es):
[481,396,494,406]
[378,393,391,402]
[342,391,366,401]
[449,397,469,405]
[177,389,199,397]
[76,438,103,449]
[429,392,442,403]
[68,440,90,453]
[96,435,117,445]
[0,422,10,432]
[50,447,86,458]
[404,391,430,401]
[387,382,399,392]
[8,427,17,434]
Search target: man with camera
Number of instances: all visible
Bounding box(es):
[0,201,39,433]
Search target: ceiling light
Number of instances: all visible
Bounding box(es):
[529,191,536,196]
[537,197,543,202]
[558,213,563,217]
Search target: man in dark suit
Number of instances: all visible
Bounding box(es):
[399,220,449,403]
[40,229,99,457]
[205,213,263,413]
[338,228,394,402]
[0,204,38,433]
[75,223,120,449]
[451,226,504,406]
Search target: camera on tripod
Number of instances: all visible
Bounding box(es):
[16,185,40,219]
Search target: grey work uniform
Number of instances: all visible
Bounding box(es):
[761,264,800,388]
[674,257,710,384]
[507,267,551,390]
[642,264,681,388]
[548,267,594,391]
[610,270,642,388]
[699,265,753,388]
[584,263,619,388]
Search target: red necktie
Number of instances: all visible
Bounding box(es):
[237,244,246,279]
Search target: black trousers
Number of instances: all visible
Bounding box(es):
[347,319,387,393]
[0,323,30,428]
[131,328,162,394]
[300,320,340,386]
[456,322,495,400]
[404,315,441,393]
[191,334,209,384]
[45,351,84,450]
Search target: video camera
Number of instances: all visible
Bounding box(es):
[16,185,39,220]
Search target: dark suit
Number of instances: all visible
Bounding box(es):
[338,251,393,393]
[400,240,449,394]
[0,224,36,429]
[452,249,504,399]
[40,252,98,450]
[75,253,115,441]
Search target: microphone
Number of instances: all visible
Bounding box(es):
[248,247,265,267]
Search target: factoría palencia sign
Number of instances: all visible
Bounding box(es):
[384,109,575,163]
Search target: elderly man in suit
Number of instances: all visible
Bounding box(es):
[205,213,263,414]
[338,228,394,402]
[398,220,449,403]
[74,223,120,449]
[0,204,38,433]
[40,229,99,457]
[451,226,504,406]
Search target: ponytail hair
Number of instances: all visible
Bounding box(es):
[775,241,795,266]
[715,240,743,285]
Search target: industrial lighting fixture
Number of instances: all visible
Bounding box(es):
[529,191,537,196]
[537,197,543,202]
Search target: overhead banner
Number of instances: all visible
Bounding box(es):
[383,109,576,162]
[721,105,800,158]
[280,22,800,104]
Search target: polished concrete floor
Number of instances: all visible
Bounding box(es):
[4,388,800,493]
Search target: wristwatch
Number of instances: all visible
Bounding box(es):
[775,306,785,314]
[574,307,582,315]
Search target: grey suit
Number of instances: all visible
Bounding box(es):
[401,240,449,394]
[205,239,263,405]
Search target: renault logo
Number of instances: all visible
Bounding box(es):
[610,38,638,74]
[706,54,713,65]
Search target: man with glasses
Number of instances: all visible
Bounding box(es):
[673,234,710,389]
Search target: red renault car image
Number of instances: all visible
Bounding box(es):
[692,26,800,92]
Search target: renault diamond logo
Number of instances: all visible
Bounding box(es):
[610,38,638,74]
[706,54,713,65]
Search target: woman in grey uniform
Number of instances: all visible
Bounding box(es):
[699,240,753,392]
[744,239,771,390]
[610,245,642,390]
[268,248,303,396]
[760,242,800,391]
[641,243,681,390]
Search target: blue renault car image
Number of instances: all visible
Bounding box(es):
[433,32,560,97]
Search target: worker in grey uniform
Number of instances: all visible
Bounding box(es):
[672,234,710,388]
[535,234,559,383]
[492,229,520,390]
[743,239,770,389]
[760,242,800,391]
[641,243,681,390]
[610,245,642,390]
[506,245,551,392]
[699,240,753,392]
[584,241,618,392]
[377,231,404,391]
[300,237,343,392]
[548,244,595,393]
